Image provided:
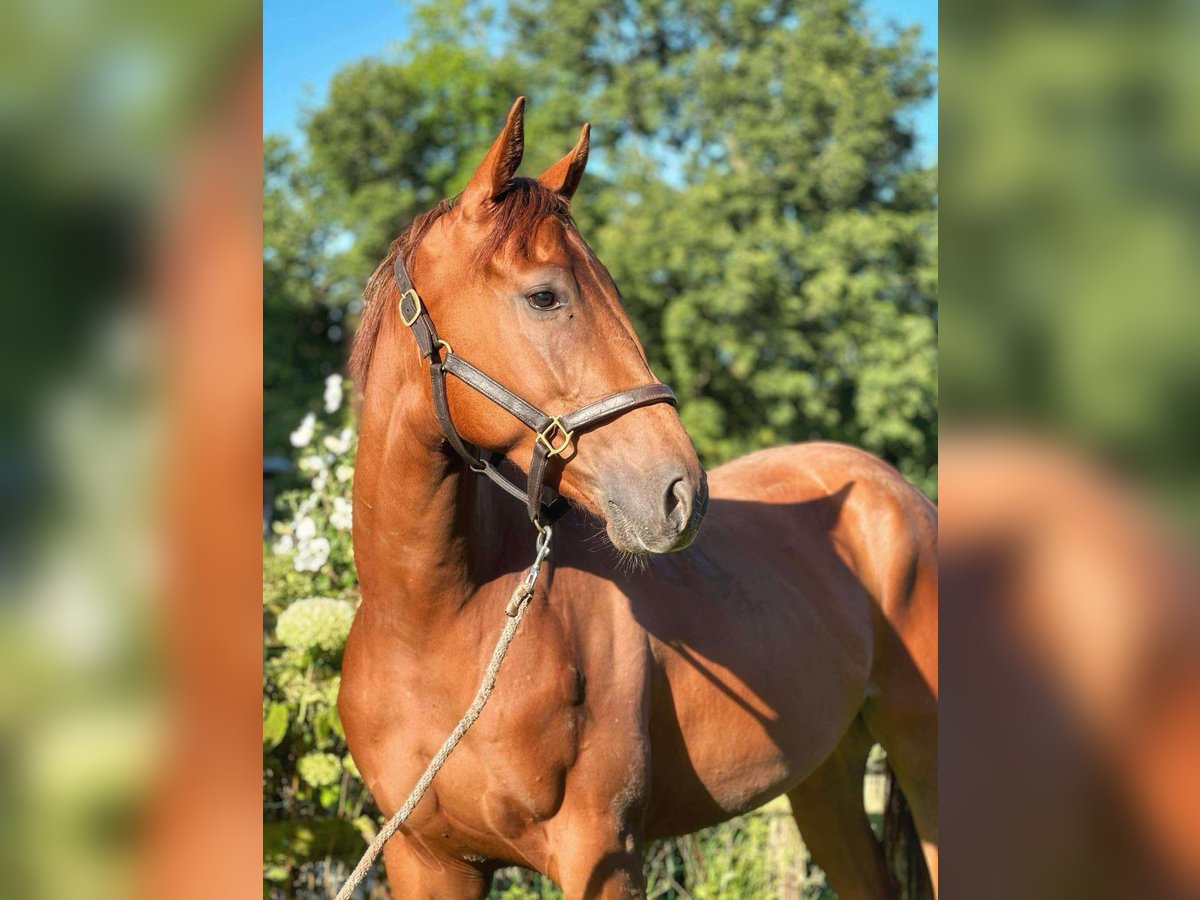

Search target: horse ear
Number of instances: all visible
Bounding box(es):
[537,123,590,201]
[462,97,526,214]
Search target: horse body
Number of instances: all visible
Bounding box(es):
[638,443,933,835]
[340,98,937,898]
[343,438,936,896]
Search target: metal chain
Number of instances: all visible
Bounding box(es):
[332,526,553,900]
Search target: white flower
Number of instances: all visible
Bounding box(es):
[293,537,331,572]
[323,374,344,414]
[276,597,355,652]
[312,471,328,491]
[272,534,294,556]
[298,751,343,786]
[330,497,353,531]
[323,427,353,455]
[335,464,354,483]
[289,412,316,448]
[297,454,326,473]
[294,516,317,541]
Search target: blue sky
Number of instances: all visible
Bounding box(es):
[264,0,937,162]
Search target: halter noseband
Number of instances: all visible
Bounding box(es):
[394,257,677,527]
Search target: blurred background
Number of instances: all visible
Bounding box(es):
[942,0,1200,522]
[0,0,261,897]
[262,0,936,896]
[942,1,1199,897]
[1,0,1195,894]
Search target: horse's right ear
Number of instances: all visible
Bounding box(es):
[462,97,525,216]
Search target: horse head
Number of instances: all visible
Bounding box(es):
[361,97,707,554]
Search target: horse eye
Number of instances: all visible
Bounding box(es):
[526,291,560,311]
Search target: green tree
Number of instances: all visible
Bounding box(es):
[509,0,938,492]
[264,0,936,494]
[264,136,355,454]
[303,39,529,299]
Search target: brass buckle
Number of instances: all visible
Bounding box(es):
[537,417,575,458]
[399,289,422,327]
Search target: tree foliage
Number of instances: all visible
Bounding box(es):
[503,0,937,488]
[263,0,936,488]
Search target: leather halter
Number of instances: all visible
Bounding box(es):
[394,257,678,526]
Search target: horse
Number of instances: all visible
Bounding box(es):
[940,433,1200,899]
[339,97,938,899]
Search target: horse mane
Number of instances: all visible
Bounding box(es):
[349,177,573,384]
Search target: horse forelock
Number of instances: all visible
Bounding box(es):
[350,178,574,385]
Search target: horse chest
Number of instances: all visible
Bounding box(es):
[343,624,591,853]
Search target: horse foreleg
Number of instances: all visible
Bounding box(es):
[381,833,492,899]
[788,719,895,900]
[545,818,646,899]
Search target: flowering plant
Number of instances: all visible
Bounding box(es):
[263,375,376,888]
[269,374,357,594]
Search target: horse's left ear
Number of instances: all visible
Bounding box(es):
[537,123,590,201]
[462,97,526,215]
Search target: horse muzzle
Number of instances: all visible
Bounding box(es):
[603,466,708,554]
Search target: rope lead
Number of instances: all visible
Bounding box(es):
[333,528,552,900]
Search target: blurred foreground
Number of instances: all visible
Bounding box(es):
[941,433,1199,898]
[0,1,261,897]
[942,0,1200,896]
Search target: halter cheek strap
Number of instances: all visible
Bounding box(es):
[394,257,677,526]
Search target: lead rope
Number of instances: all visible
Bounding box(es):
[333,526,554,900]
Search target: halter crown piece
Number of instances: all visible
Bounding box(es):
[394,255,678,528]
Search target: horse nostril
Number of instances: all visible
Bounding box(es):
[665,476,691,528]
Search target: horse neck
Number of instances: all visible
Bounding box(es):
[351,312,527,640]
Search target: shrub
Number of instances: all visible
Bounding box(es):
[277,597,356,653]
[263,378,378,895]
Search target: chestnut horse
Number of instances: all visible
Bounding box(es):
[340,98,938,899]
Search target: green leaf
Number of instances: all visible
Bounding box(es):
[262,702,289,750]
